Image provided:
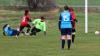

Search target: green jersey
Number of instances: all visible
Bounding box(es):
[32,19,46,31]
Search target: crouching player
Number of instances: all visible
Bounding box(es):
[69,7,78,44]
[3,24,19,39]
[30,17,46,36]
[59,5,72,50]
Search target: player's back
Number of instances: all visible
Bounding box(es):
[32,19,46,31]
[20,15,30,26]
[60,11,72,28]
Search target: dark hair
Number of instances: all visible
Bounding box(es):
[3,24,8,30]
[3,24,8,36]
[24,9,29,16]
[64,5,69,10]
[40,16,45,20]
[69,7,74,11]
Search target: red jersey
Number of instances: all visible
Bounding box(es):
[70,11,76,21]
[70,11,76,29]
[20,15,30,26]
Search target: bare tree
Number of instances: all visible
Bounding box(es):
[27,0,57,11]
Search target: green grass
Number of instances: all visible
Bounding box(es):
[56,0,100,6]
[0,10,100,56]
[56,0,84,6]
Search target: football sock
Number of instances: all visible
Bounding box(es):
[67,40,71,50]
[62,40,65,49]
[27,28,30,33]
[72,34,75,43]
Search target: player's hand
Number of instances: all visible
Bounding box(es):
[3,32,6,36]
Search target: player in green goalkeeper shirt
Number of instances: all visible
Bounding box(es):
[30,17,46,36]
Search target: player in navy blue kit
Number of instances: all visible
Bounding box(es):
[58,5,72,50]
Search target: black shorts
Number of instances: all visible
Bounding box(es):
[72,29,76,32]
[31,27,41,32]
[61,28,72,35]
[30,27,41,35]
[20,24,31,31]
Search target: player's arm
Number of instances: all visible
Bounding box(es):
[31,20,37,26]
[3,26,6,36]
[29,19,32,22]
[72,12,78,22]
[31,19,39,25]
[3,31,6,36]
[73,14,78,22]
[43,22,46,35]
[26,16,32,22]
[58,14,61,30]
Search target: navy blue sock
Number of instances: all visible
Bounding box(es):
[62,40,65,49]
[67,40,71,50]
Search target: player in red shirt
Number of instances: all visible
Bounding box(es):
[19,10,32,34]
[69,7,78,44]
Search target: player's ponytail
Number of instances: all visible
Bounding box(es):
[3,24,8,30]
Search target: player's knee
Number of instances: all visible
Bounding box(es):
[61,36,66,40]
[67,35,71,40]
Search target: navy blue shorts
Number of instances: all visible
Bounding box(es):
[12,30,19,36]
[61,28,72,35]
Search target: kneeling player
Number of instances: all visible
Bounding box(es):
[3,24,19,39]
[30,17,46,36]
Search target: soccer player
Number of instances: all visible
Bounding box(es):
[69,7,77,44]
[19,9,32,35]
[58,5,72,50]
[3,24,19,39]
[30,16,46,36]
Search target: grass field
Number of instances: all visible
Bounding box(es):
[56,0,100,6]
[0,10,100,56]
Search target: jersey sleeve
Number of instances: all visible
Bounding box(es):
[31,19,40,25]
[71,11,76,21]
[32,19,37,25]
[58,14,61,30]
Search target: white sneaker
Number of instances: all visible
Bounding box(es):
[25,32,29,35]
[72,43,74,48]
[16,35,18,39]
